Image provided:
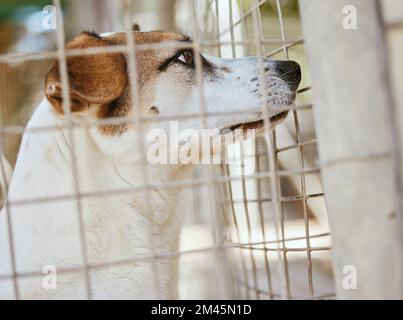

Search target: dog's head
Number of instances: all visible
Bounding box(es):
[45,31,300,163]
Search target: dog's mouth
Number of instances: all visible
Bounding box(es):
[222,110,289,134]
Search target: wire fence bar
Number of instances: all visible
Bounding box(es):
[121,0,163,299]
[219,0,268,37]
[214,0,250,298]
[275,0,314,298]
[222,163,251,299]
[52,0,92,299]
[254,145,274,299]
[227,0,261,299]
[227,192,324,205]
[0,231,330,281]
[212,0,326,300]
[0,39,306,64]
[235,245,331,252]
[2,167,323,208]
[250,0,290,300]
[0,103,314,137]
[190,0,235,299]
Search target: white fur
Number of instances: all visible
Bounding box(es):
[152,55,291,134]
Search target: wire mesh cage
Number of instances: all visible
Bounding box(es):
[0,0,334,300]
[200,0,333,299]
[1,0,401,301]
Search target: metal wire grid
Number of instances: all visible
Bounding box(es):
[0,0,332,299]
[213,0,332,300]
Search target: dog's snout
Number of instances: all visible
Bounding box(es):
[274,60,301,90]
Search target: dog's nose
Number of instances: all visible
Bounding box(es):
[274,60,301,90]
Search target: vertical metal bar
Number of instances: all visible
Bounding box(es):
[239,143,260,299]
[228,0,237,58]
[53,0,92,299]
[223,164,250,299]
[214,0,222,56]
[239,0,248,40]
[275,0,313,297]
[122,0,162,298]
[250,0,289,299]
[227,0,260,299]
[254,143,274,299]
[266,0,292,298]
[190,0,234,299]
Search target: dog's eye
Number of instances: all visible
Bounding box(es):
[176,51,193,67]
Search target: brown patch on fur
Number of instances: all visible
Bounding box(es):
[45,32,128,114]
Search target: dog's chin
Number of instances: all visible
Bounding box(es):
[220,110,289,137]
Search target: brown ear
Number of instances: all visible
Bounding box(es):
[45,31,128,114]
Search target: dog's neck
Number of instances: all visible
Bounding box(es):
[6,99,194,298]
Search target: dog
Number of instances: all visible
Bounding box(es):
[0,30,301,299]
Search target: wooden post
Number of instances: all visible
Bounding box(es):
[299,0,403,299]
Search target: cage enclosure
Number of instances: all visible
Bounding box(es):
[0,0,402,300]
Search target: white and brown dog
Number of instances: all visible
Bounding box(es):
[0,30,300,299]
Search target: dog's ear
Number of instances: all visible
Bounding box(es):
[45,31,128,114]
